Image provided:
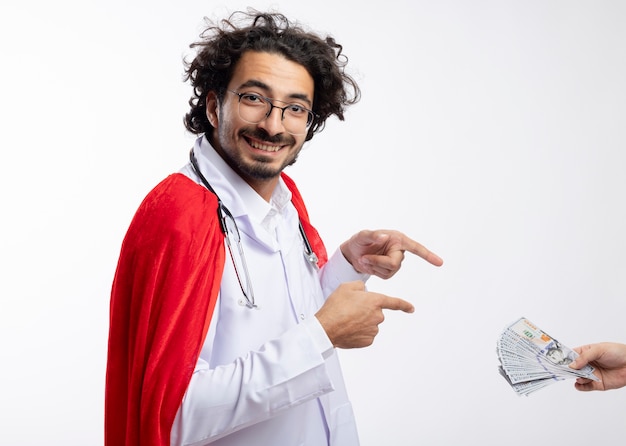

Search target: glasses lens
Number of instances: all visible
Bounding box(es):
[236,93,268,124]
[282,105,313,135]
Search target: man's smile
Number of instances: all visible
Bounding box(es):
[245,136,285,153]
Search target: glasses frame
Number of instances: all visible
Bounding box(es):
[228,89,317,135]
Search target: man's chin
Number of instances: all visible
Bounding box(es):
[241,161,283,180]
[246,155,298,179]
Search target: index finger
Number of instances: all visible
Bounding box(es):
[399,235,444,267]
[380,295,415,313]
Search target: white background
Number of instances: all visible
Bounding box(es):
[1,1,625,445]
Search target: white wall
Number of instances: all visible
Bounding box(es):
[1,1,625,444]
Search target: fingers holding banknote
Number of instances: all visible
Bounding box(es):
[496,317,598,396]
[570,342,626,391]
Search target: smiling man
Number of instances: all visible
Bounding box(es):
[105,10,443,446]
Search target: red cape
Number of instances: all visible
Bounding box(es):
[105,172,327,446]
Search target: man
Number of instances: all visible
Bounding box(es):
[105,10,443,446]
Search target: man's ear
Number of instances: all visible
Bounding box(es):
[206,91,219,127]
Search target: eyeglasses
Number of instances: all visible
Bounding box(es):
[228,90,317,135]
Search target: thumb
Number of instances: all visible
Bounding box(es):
[569,356,584,370]
[570,346,594,370]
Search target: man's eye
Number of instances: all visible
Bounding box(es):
[241,93,264,104]
[286,104,306,114]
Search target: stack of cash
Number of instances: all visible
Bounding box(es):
[497,317,599,396]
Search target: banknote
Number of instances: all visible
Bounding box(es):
[497,317,599,396]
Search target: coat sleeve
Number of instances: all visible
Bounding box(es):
[105,174,226,446]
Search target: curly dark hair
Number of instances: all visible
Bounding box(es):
[183,10,361,141]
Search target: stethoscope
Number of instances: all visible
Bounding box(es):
[189,149,318,308]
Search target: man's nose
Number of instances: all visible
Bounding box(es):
[257,105,286,135]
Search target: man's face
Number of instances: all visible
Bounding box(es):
[206,51,314,193]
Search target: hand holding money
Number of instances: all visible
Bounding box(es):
[570,342,626,392]
[497,317,599,396]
